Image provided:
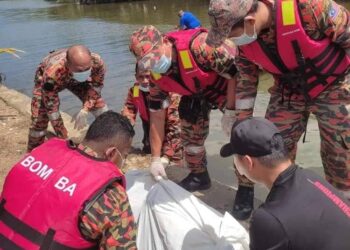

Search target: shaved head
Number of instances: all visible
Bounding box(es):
[66,45,92,72]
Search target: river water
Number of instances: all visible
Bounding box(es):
[1,0,349,196]
[2,0,348,108]
[0,0,211,113]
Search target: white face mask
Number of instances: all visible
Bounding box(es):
[72,68,91,82]
[139,85,150,92]
[230,24,257,46]
[152,54,172,74]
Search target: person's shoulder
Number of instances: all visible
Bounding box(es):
[251,207,284,234]
[250,207,289,249]
[297,0,320,7]
[129,83,140,93]
[296,165,327,183]
[88,180,128,214]
[191,31,236,58]
[190,32,214,65]
[296,0,325,18]
[251,206,279,226]
[106,180,127,196]
[43,63,67,84]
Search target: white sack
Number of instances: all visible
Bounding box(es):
[125,170,249,250]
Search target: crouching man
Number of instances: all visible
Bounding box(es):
[220,117,350,250]
[0,111,137,249]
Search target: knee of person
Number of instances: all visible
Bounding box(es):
[184,145,205,154]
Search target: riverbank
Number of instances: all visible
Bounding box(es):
[0,97,28,189]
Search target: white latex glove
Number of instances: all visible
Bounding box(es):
[72,109,89,130]
[160,156,170,167]
[91,105,109,118]
[150,156,168,181]
[221,109,237,137]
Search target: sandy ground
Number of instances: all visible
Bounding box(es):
[0,98,29,189]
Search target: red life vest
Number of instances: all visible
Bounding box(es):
[0,138,125,250]
[151,28,227,104]
[131,85,149,122]
[239,0,350,100]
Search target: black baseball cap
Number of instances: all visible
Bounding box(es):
[220,117,282,157]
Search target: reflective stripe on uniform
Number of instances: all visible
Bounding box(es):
[151,72,162,80]
[179,50,193,70]
[149,98,169,111]
[48,112,61,121]
[184,145,205,154]
[93,86,103,94]
[133,86,140,97]
[149,109,160,112]
[281,0,296,26]
[29,129,46,138]
[161,99,170,109]
[235,98,255,110]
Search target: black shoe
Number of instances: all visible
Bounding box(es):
[231,185,254,220]
[179,171,211,191]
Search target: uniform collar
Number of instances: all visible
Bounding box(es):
[273,164,298,186]
[77,143,99,158]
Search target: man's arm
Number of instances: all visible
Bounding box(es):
[41,79,68,138]
[121,87,138,126]
[79,182,137,250]
[198,35,258,114]
[302,0,350,51]
[84,53,107,111]
[234,51,259,116]
[150,109,166,157]
[225,78,236,110]
[148,82,169,157]
[250,208,289,250]
[90,53,106,90]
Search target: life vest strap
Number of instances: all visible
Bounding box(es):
[202,77,227,103]
[169,72,196,95]
[257,39,289,73]
[0,233,22,250]
[0,199,96,250]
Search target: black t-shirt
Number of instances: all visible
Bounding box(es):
[250,165,350,250]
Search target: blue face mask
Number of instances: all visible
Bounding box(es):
[230,25,257,46]
[72,68,91,82]
[152,54,172,74]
